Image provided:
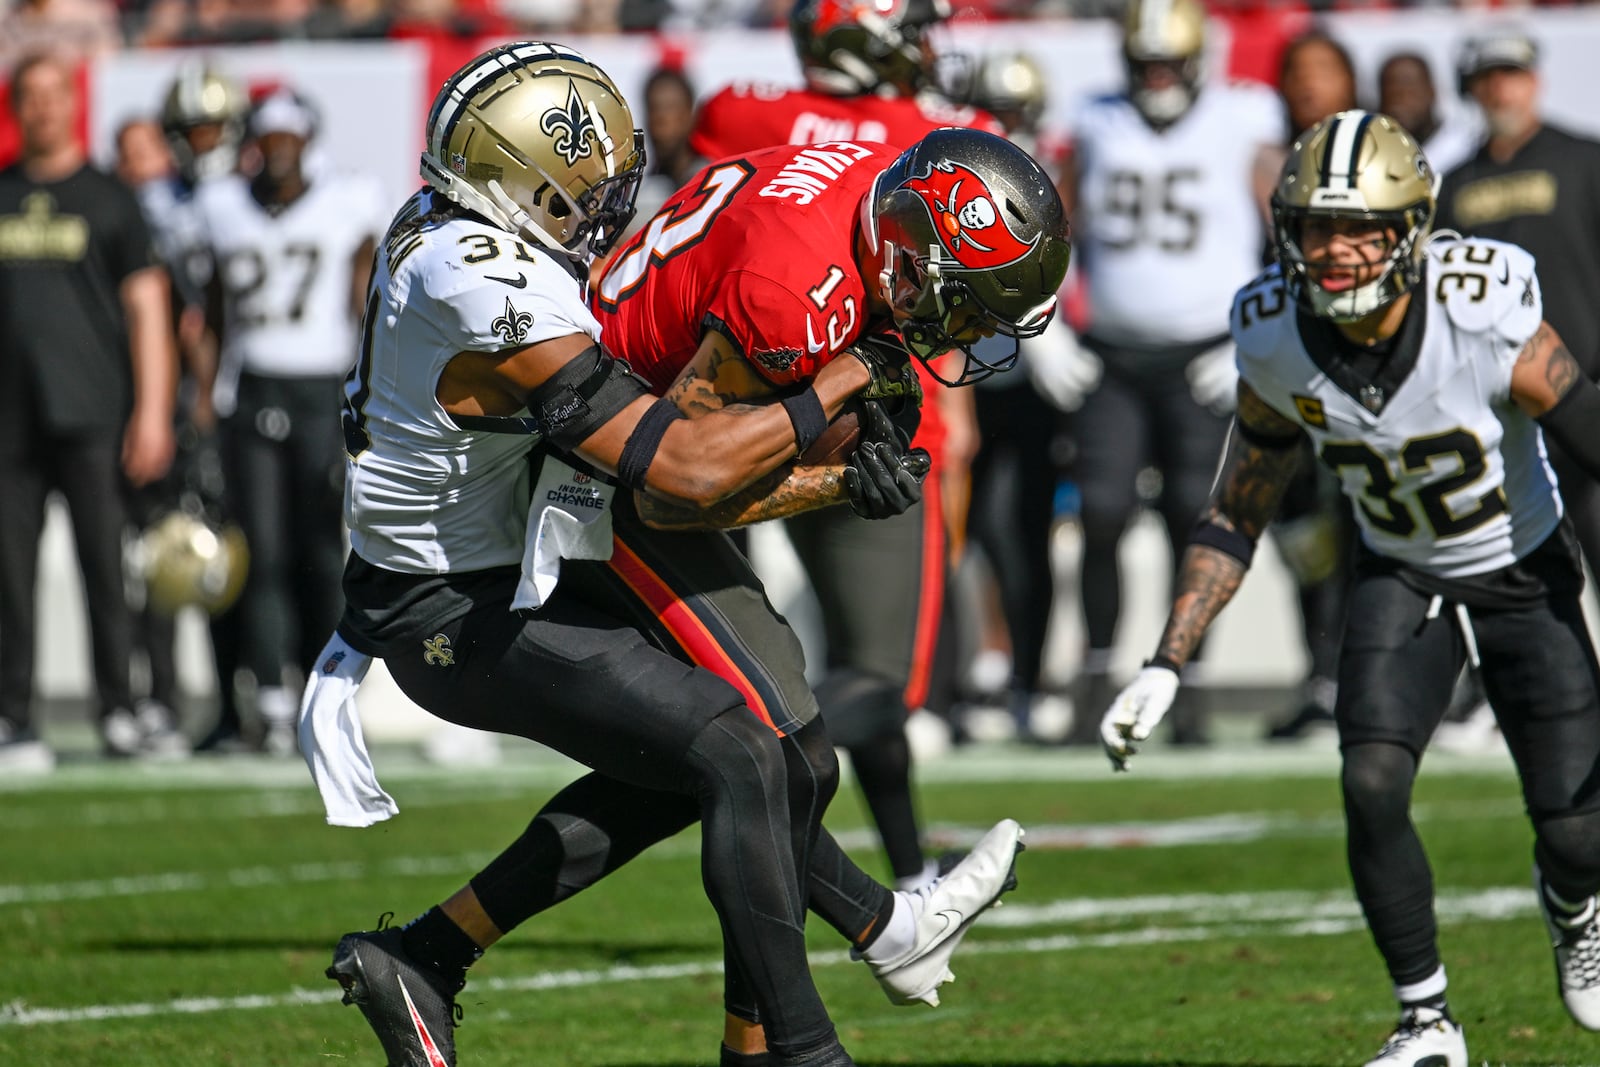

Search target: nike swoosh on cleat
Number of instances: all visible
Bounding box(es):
[398,976,450,1067]
[486,272,528,289]
[932,908,964,941]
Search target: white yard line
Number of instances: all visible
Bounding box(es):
[0,801,1523,907]
[0,740,1519,797]
[0,886,1537,1028]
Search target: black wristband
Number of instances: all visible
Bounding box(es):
[617,397,685,491]
[781,388,828,455]
[1537,378,1600,481]
[1234,414,1303,451]
[1189,516,1257,568]
[1145,655,1182,674]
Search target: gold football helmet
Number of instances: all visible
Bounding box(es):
[160,62,248,183]
[1271,110,1437,321]
[421,42,646,264]
[137,511,249,616]
[1123,0,1206,125]
[967,52,1048,137]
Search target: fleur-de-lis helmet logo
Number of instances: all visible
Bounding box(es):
[492,296,535,344]
[540,81,598,168]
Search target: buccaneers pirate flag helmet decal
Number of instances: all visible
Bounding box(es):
[866,127,1071,385]
[906,159,1042,268]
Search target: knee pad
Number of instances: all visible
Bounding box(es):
[1341,742,1418,830]
[789,718,841,810]
[814,668,904,750]
[685,707,787,806]
[1534,804,1600,893]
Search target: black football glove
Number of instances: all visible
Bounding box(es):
[844,333,923,407]
[842,401,930,520]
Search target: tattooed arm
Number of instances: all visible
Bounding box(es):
[1512,319,1600,481]
[1511,320,1583,416]
[1149,381,1306,669]
[633,330,852,529]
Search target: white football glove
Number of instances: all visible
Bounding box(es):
[1099,665,1181,772]
[1184,342,1239,415]
[1022,317,1101,412]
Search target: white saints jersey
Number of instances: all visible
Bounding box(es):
[1232,237,1563,579]
[195,172,386,380]
[1070,83,1282,346]
[342,190,604,575]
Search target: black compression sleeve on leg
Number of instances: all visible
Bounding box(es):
[469,772,698,933]
[848,730,926,882]
[1538,381,1600,481]
[807,826,897,950]
[1342,742,1442,986]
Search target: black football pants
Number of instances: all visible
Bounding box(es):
[1074,336,1233,656]
[223,372,346,686]
[368,508,849,1059]
[1336,550,1600,988]
[0,429,134,730]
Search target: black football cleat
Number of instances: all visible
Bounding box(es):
[327,918,464,1067]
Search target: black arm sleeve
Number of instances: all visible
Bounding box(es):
[1538,379,1600,481]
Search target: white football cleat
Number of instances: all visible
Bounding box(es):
[1534,865,1600,1029]
[862,818,1024,1007]
[1363,1007,1467,1067]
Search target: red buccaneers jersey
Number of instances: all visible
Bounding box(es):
[593,141,889,397]
[690,82,1004,165]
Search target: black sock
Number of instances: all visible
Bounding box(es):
[721,1046,772,1067]
[400,907,482,988]
[1402,994,1450,1019]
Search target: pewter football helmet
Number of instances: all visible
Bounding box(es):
[1272,110,1437,321]
[421,42,646,263]
[864,128,1071,385]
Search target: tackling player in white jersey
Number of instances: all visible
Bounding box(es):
[1061,0,1284,743]
[196,88,384,755]
[1100,111,1600,1067]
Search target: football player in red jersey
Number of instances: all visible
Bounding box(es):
[685,0,1019,890]
[590,127,1067,1061]
[691,0,1004,164]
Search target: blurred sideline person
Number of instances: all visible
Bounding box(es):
[1260,27,1362,742]
[0,53,177,770]
[113,113,193,757]
[1061,0,1282,745]
[686,0,1003,889]
[1434,30,1600,753]
[142,62,253,753]
[624,65,707,241]
[1376,52,1478,178]
[197,88,383,755]
[957,51,1093,741]
[114,117,173,188]
[307,44,1029,1067]
[1102,111,1600,1067]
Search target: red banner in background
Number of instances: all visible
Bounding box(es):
[0,61,93,171]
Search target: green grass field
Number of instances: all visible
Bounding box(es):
[2,740,1596,1067]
